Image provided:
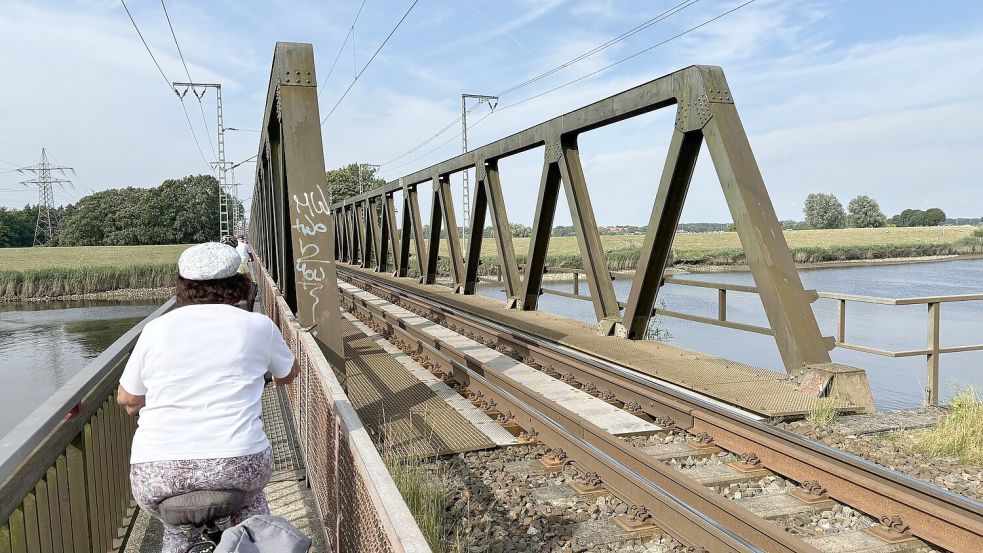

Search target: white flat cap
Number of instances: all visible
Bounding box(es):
[178,242,242,280]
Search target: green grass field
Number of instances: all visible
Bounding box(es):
[0,245,189,300]
[435,226,981,272]
[1,227,980,299]
[0,244,189,270]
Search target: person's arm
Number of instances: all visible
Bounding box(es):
[118,333,150,416]
[273,360,299,385]
[268,320,297,385]
[117,385,145,416]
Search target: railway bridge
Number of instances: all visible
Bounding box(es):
[2,42,982,553]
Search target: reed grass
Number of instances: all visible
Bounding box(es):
[0,245,187,300]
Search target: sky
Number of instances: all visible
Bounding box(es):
[0,0,981,226]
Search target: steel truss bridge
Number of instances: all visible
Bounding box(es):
[2,42,981,553]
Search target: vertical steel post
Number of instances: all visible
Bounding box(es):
[718,289,727,322]
[837,299,847,343]
[405,183,427,280]
[435,175,465,291]
[927,302,941,405]
[263,41,345,370]
[384,194,401,274]
[483,161,521,306]
[462,168,488,295]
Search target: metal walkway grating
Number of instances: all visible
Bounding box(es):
[261,383,306,482]
[337,317,499,459]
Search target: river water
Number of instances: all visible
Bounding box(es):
[477,259,983,410]
[0,300,158,438]
[0,260,979,439]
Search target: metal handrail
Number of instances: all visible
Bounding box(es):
[0,298,174,552]
[517,269,980,405]
[0,299,173,509]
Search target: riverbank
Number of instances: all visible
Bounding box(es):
[440,226,983,276]
[0,245,186,301]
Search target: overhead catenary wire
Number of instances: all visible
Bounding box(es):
[318,0,368,97]
[320,0,421,126]
[119,0,212,171]
[380,0,756,176]
[161,0,217,158]
[120,0,172,90]
[377,0,700,169]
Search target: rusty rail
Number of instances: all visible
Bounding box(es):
[340,267,983,552]
[0,300,173,552]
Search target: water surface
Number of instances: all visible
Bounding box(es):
[0,300,159,438]
[478,259,983,409]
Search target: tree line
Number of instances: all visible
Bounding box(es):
[802,193,947,229]
[0,175,230,248]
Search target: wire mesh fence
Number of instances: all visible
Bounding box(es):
[257,263,431,553]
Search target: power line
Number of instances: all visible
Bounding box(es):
[161,0,217,158]
[179,96,213,168]
[496,0,758,113]
[120,0,172,89]
[320,0,421,126]
[119,0,212,171]
[377,1,699,168]
[495,0,699,97]
[380,0,756,175]
[318,0,368,97]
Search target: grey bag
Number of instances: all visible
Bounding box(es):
[214,515,311,553]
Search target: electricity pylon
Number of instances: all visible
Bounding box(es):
[17,148,73,245]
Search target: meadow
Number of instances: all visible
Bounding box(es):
[0,245,188,300]
[435,226,983,274]
[1,227,981,299]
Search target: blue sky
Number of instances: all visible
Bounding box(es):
[1,0,982,225]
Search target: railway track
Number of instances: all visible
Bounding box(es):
[336,267,983,553]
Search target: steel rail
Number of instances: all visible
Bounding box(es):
[338,267,983,552]
[340,289,771,553]
[339,280,823,553]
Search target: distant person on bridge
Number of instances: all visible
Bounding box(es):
[116,242,298,552]
[236,236,252,264]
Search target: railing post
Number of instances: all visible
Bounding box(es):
[573,272,580,296]
[837,299,846,343]
[718,289,727,321]
[927,302,941,406]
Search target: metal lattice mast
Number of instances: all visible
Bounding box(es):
[17,148,73,246]
[460,94,498,242]
[173,81,230,238]
[215,84,229,237]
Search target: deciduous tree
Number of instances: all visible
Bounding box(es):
[846,195,886,228]
[803,193,846,229]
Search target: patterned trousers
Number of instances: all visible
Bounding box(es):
[130,448,274,553]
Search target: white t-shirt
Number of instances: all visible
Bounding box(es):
[120,304,294,464]
[236,242,251,262]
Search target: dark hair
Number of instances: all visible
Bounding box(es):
[175,273,251,307]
